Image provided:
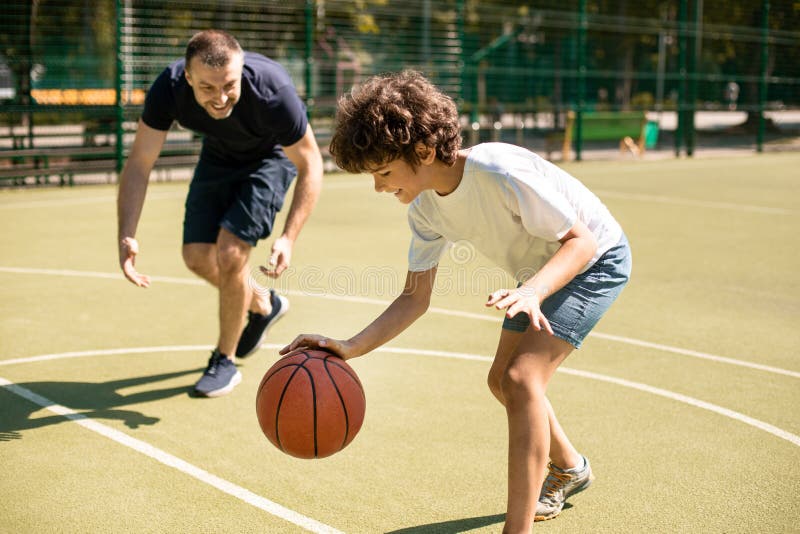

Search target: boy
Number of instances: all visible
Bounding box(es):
[281,71,631,531]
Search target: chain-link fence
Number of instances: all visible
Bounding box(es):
[1,0,798,184]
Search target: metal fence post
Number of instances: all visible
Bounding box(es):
[305,0,314,119]
[676,0,687,157]
[757,0,770,153]
[457,0,465,108]
[114,0,124,175]
[575,0,587,162]
[686,0,700,157]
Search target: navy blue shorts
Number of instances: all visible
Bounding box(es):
[183,156,296,246]
[502,233,632,348]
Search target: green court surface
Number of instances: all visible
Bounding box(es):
[1,153,798,533]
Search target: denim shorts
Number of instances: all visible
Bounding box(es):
[502,233,632,348]
[183,156,296,246]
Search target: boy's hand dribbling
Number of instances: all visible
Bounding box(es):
[486,287,554,335]
[280,335,357,361]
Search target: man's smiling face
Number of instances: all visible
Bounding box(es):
[184,52,244,120]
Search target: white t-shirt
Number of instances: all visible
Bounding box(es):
[407,143,622,280]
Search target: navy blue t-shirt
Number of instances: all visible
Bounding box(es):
[141,52,308,165]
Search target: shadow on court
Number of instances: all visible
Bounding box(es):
[0,368,203,442]
[385,513,506,533]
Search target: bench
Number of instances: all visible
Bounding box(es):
[83,117,117,146]
[0,145,122,185]
[0,142,200,186]
[545,111,658,160]
[0,147,72,186]
[0,165,57,186]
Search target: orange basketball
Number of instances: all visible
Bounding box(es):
[256,349,366,459]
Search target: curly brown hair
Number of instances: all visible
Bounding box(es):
[329,71,462,173]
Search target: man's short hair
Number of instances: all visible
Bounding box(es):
[185,30,243,70]
[329,71,462,173]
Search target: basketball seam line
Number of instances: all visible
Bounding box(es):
[275,362,307,455]
[323,357,350,450]
[325,358,363,388]
[299,354,320,458]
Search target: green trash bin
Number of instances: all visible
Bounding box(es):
[644,120,660,149]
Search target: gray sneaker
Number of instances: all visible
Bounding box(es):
[534,456,594,522]
[194,350,242,397]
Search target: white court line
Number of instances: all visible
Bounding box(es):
[555,367,800,448]
[371,347,800,448]
[0,183,363,210]
[593,189,793,215]
[0,181,362,210]
[0,371,343,534]
[0,190,185,210]
[0,345,211,367]
[3,344,798,449]
[326,181,794,214]
[2,265,797,380]
[3,179,789,215]
[588,332,800,379]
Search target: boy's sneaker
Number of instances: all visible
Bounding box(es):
[236,289,290,358]
[534,456,594,522]
[194,350,242,397]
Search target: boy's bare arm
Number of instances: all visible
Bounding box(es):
[487,220,597,334]
[280,267,437,360]
[521,220,597,302]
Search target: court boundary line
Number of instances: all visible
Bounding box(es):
[592,189,793,215]
[0,190,185,210]
[323,175,792,213]
[1,182,792,215]
[2,344,798,449]
[1,265,797,379]
[0,373,343,534]
[373,347,800,448]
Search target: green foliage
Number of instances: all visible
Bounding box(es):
[0,1,797,122]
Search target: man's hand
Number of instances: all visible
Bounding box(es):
[260,235,293,278]
[119,237,151,287]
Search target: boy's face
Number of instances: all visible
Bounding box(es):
[185,52,244,120]
[370,145,437,204]
[370,158,423,204]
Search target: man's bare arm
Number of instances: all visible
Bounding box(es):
[261,125,323,277]
[117,119,168,287]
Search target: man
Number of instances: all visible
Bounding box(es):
[117,30,323,397]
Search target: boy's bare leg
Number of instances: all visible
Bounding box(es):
[488,332,581,469]
[489,329,575,534]
[544,397,582,470]
[487,329,523,405]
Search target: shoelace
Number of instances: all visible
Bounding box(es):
[205,351,224,376]
[540,465,572,502]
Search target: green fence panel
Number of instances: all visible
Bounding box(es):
[1,0,798,185]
